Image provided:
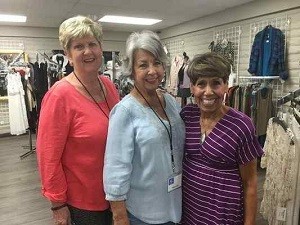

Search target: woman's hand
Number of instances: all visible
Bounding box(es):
[52,206,71,225]
[110,200,130,225]
[113,215,130,225]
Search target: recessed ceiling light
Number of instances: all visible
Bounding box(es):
[0,14,27,23]
[99,15,161,25]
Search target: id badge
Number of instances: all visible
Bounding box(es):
[167,172,182,192]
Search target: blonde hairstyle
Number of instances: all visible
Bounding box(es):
[187,52,231,84]
[59,15,103,50]
[122,30,169,78]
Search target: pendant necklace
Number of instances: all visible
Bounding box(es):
[73,71,110,119]
[200,131,206,144]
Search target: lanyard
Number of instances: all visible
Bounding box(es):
[134,85,175,172]
[73,72,110,119]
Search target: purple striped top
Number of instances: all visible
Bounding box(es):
[180,104,264,225]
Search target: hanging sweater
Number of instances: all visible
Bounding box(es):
[248,25,288,80]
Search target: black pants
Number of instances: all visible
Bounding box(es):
[68,205,112,225]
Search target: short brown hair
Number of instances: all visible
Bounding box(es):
[187,52,231,84]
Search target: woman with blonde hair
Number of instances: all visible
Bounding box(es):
[37,15,119,225]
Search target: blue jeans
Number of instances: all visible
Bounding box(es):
[128,212,176,225]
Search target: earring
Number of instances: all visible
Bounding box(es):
[223,92,228,105]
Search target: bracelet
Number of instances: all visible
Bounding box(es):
[51,203,68,211]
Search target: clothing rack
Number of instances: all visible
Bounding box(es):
[37,51,58,66]
[238,76,283,100]
[238,75,281,85]
[277,88,300,105]
[239,76,280,80]
[10,62,37,160]
[20,129,36,159]
[8,51,25,66]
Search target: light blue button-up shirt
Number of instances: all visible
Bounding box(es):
[104,93,185,224]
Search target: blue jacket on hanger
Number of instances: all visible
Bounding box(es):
[248,25,288,80]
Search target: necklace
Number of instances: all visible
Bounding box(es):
[200,132,206,144]
[199,109,224,144]
[73,71,110,118]
[134,85,176,172]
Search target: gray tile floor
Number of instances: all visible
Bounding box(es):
[0,134,268,225]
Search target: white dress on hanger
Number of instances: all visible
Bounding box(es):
[6,71,28,135]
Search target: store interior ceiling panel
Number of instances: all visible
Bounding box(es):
[0,0,254,32]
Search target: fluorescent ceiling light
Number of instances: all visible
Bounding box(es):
[99,15,161,25]
[0,14,27,22]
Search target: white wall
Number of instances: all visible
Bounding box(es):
[0,26,130,61]
[160,0,300,94]
[0,0,299,92]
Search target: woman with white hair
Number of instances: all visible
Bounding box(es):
[104,30,185,225]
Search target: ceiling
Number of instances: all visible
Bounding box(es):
[1,0,254,32]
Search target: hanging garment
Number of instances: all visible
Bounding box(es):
[289,114,300,225]
[248,25,288,80]
[167,56,183,95]
[6,72,28,135]
[209,40,235,71]
[177,62,191,98]
[251,86,273,136]
[260,117,297,225]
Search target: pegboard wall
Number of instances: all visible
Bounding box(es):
[0,39,25,51]
[246,15,291,100]
[162,39,185,62]
[212,26,242,75]
[249,15,290,48]
[0,98,9,132]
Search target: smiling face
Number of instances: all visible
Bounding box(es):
[66,35,102,75]
[191,76,228,114]
[132,49,165,95]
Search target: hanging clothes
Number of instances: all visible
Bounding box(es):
[177,52,191,107]
[167,55,183,95]
[209,39,235,71]
[260,115,300,225]
[0,70,8,96]
[251,85,273,136]
[6,71,28,135]
[177,62,191,98]
[33,61,48,116]
[248,25,288,80]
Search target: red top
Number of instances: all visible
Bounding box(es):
[37,76,119,210]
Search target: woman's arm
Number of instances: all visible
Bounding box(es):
[37,90,69,202]
[104,104,134,224]
[110,201,129,225]
[239,159,258,225]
